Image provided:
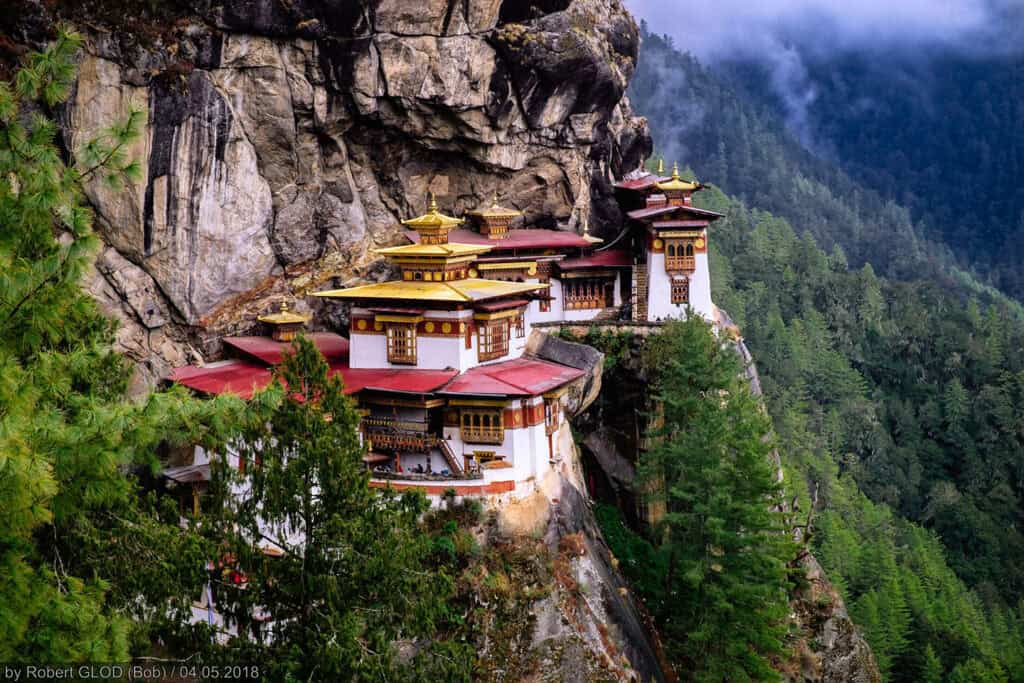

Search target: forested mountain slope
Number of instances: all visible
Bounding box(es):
[719,51,1024,299]
[629,28,1020,313]
[703,183,1024,683]
[627,26,1024,682]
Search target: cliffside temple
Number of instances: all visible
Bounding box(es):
[167,172,721,507]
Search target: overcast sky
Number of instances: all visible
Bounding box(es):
[623,0,1020,62]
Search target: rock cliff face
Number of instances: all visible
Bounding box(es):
[5,0,650,386]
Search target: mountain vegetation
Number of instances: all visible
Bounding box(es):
[626,27,1024,681]
[702,183,1024,681]
[719,51,1024,299]
[605,316,796,681]
[0,27,244,660]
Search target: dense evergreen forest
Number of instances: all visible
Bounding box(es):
[628,28,1022,313]
[718,51,1024,299]
[624,27,1024,682]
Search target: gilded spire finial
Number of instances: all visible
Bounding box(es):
[657,158,664,175]
[280,301,289,312]
[672,162,680,180]
[428,191,438,213]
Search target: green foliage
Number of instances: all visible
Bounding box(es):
[630,27,1024,318]
[636,317,795,681]
[204,336,472,680]
[0,28,242,662]
[695,180,1024,680]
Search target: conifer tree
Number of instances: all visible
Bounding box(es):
[922,644,944,683]
[0,27,242,661]
[640,316,794,681]
[205,336,470,680]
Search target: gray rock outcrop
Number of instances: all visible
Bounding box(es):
[6,0,651,386]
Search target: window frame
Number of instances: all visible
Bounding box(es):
[386,322,417,364]
[671,278,690,305]
[477,318,511,361]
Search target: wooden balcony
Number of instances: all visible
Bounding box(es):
[362,417,429,433]
[665,256,695,272]
[461,426,504,445]
[366,431,438,452]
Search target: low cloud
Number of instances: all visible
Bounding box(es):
[625,0,1022,150]
[625,0,1019,63]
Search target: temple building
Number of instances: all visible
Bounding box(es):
[166,164,721,503]
[613,162,722,321]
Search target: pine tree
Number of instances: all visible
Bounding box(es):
[922,644,944,683]
[0,27,242,661]
[205,336,470,680]
[640,316,794,681]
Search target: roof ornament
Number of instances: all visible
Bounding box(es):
[582,219,603,244]
[258,300,312,341]
[401,192,464,244]
[657,158,664,175]
[654,162,701,193]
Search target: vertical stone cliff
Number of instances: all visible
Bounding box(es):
[3,0,650,387]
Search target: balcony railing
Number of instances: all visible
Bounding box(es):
[367,432,438,452]
[461,426,504,445]
[362,417,429,433]
[665,256,695,272]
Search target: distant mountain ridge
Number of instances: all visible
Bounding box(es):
[717,49,1024,299]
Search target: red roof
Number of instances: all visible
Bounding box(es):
[341,367,458,394]
[405,228,592,250]
[475,299,530,312]
[627,204,723,220]
[170,360,273,399]
[441,358,584,397]
[558,249,632,270]
[170,359,457,399]
[614,173,670,191]
[224,333,349,366]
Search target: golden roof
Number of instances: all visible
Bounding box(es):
[375,242,491,258]
[465,194,523,219]
[401,193,464,231]
[313,278,548,303]
[655,163,701,193]
[257,301,311,325]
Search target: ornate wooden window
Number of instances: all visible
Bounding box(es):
[564,278,604,310]
[665,240,696,272]
[477,319,510,361]
[544,397,561,435]
[514,314,526,338]
[386,323,417,364]
[671,278,690,305]
[460,409,504,444]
